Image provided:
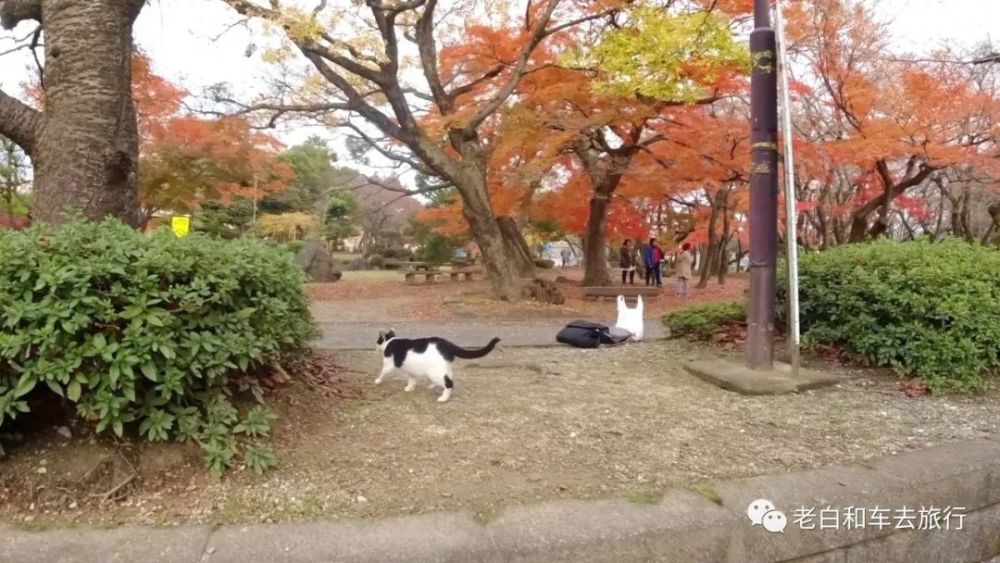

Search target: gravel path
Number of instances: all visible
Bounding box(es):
[312,318,668,350]
[310,299,668,350]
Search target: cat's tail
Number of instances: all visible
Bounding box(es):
[452,337,501,359]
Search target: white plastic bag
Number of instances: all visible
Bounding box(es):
[614,295,644,341]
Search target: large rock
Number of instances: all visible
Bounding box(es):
[521,278,565,305]
[294,240,342,282]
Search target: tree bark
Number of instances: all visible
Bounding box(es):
[697,207,720,289]
[717,193,731,286]
[985,203,1000,247]
[460,188,528,301]
[0,0,144,227]
[497,215,535,276]
[697,189,726,289]
[573,140,636,287]
[581,192,613,286]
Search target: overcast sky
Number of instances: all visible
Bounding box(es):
[1,0,996,151]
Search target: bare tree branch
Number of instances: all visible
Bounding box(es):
[0,87,42,154]
[448,65,504,101]
[890,53,1000,65]
[342,121,429,172]
[413,0,450,112]
[211,17,252,41]
[460,0,562,136]
[304,43,388,85]
[972,53,1000,65]
[0,39,37,57]
[360,174,444,196]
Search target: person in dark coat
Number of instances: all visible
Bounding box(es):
[619,239,636,285]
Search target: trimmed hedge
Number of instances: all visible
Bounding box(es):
[0,220,318,473]
[778,239,1000,392]
[663,302,746,339]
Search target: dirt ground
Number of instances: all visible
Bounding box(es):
[2,341,998,530]
[305,268,750,322]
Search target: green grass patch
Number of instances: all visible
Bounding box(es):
[662,302,745,339]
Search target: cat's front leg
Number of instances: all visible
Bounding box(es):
[404,376,417,392]
[374,365,392,385]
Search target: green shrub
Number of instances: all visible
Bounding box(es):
[383,246,413,260]
[416,233,454,266]
[535,259,555,269]
[367,254,385,269]
[778,239,1000,392]
[0,220,318,473]
[663,302,746,339]
[283,240,306,255]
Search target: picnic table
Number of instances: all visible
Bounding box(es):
[385,260,432,271]
[400,269,442,284]
[583,286,660,303]
[450,258,477,268]
[449,267,483,282]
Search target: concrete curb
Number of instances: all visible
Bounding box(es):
[2,438,999,563]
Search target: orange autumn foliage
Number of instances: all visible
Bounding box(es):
[418,0,1000,253]
[786,0,1000,244]
[140,116,294,218]
[128,56,293,221]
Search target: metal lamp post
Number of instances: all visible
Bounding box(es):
[746,0,779,370]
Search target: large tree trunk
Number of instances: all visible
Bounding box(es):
[457,173,534,301]
[985,203,1000,247]
[582,193,612,286]
[717,194,731,286]
[0,0,143,226]
[497,215,535,276]
[697,190,722,289]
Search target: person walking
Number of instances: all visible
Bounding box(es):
[619,239,637,285]
[675,242,694,296]
[644,238,664,287]
[560,247,572,269]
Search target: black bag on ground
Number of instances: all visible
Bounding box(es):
[556,320,611,348]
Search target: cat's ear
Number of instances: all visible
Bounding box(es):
[386,329,396,339]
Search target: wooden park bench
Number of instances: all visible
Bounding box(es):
[449,267,483,282]
[401,269,441,284]
[583,286,661,302]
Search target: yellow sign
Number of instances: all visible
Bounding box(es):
[171,215,190,238]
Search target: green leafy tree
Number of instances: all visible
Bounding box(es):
[324,194,359,244]
[193,199,254,239]
[254,212,318,241]
[568,8,750,100]
[261,137,339,214]
[410,217,464,266]
[0,139,30,220]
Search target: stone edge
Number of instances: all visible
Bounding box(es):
[1,437,998,563]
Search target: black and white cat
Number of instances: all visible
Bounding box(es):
[375,330,500,402]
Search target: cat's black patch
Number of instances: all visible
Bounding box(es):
[383,339,409,368]
[444,375,454,389]
[380,335,500,367]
